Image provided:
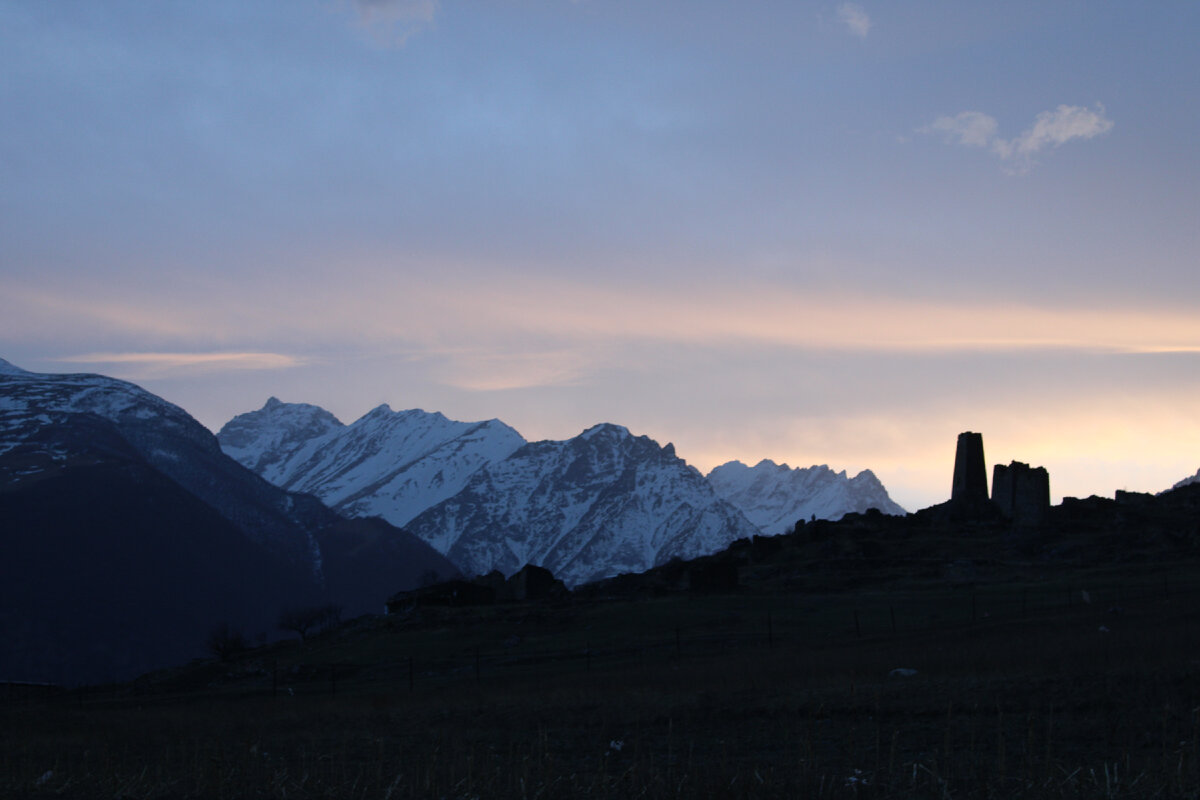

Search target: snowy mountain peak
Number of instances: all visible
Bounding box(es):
[708,458,906,535]
[405,426,758,587]
[362,403,394,419]
[218,399,344,477]
[579,422,632,440]
[219,401,527,528]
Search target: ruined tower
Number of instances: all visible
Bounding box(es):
[992,461,1050,525]
[951,431,989,505]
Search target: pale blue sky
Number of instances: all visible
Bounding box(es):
[3,1,1198,509]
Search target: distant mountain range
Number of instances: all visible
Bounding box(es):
[219,399,908,585]
[0,359,454,685]
[0,356,914,683]
[707,459,906,535]
[403,423,760,586]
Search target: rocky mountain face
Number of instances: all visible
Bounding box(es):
[218,399,525,527]
[0,359,455,685]
[403,424,761,586]
[707,459,906,535]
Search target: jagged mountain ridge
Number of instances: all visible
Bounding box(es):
[403,423,761,586]
[218,399,525,527]
[708,459,907,535]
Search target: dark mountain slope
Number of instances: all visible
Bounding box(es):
[0,459,318,686]
[0,359,457,684]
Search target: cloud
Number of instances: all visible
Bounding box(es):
[924,111,999,148]
[392,278,1200,357]
[923,104,1113,171]
[837,3,872,38]
[1006,103,1115,157]
[345,0,438,44]
[54,352,305,378]
[426,348,593,392]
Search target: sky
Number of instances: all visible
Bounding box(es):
[2,0,1199,511]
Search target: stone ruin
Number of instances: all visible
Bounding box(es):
[947,431,1050,525]
[951,431,989,505]
[992,461,1050,525]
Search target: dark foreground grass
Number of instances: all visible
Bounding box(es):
[5,570,1200,798]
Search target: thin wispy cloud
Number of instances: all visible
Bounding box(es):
[428,349,593,392]
[837,3,872,38]
[23,274,1200,365]
[55,352,305,378]
[924,104,1112,172]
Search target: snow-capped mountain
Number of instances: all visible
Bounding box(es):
[707,459,907,535]
[404,423,761,586]
[0,359,455,684]
[219,399,525,527]
[0,359,325,574]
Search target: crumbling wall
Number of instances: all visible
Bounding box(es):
[992,461,1050,525]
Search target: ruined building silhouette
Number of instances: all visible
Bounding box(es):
[951,431,989,505]
[943,431,1051,524]
[993,461,1050,525]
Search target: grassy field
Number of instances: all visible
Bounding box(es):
[4,559,1200,798]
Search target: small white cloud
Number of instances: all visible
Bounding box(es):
[837,3,872,38]
[924,111,999,149]
[345,0,438,45]
[1012,103,1114,156]
[922,103,1113,172]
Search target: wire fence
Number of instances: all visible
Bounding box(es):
[9,570,1200,708]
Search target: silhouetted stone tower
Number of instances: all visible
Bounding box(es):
[951,432,989,504]
[992,461,1050,525]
